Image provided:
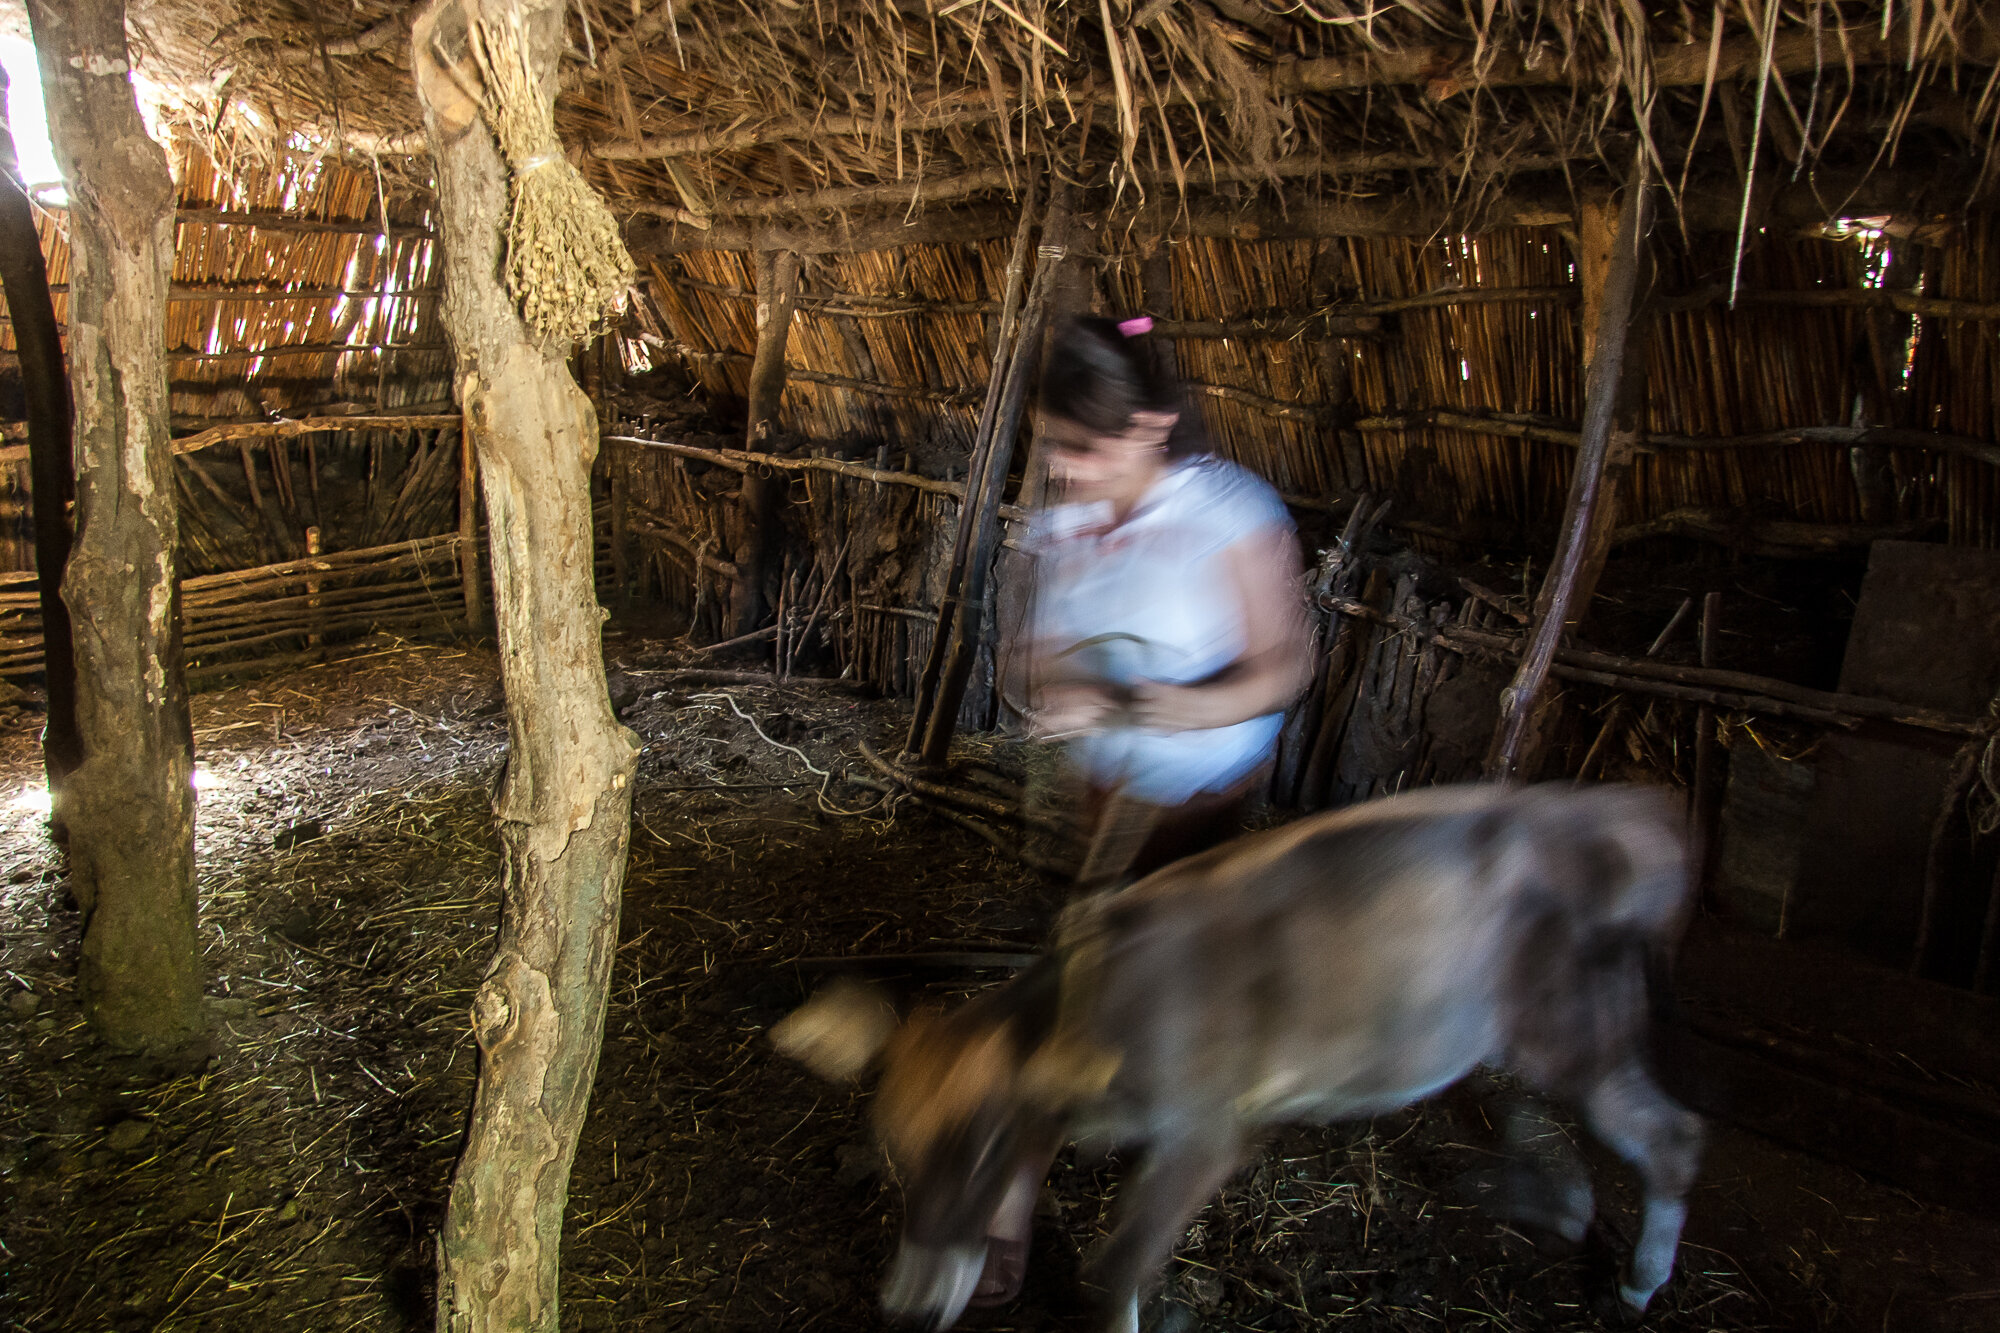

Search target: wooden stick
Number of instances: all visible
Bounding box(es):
[906,178,1041,756]
[1489,148,1653,780]
[624,513,740,581]
[1691,592,1724,905]
[606,435,1030,520]
[1322,594,1991,738]
[458,424,486,632]
[0,91,81,791]
[921,176,1075,766]
[684,623,779,657]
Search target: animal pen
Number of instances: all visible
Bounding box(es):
[1,1,1999,1332]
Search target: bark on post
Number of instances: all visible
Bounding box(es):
[1486,148,1653,781]
[0,69,82,815]
[413,1,642,1329]
[26,0,201,1050]
[730,247,800,636]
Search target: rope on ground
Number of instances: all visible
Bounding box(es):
[687,691,890,818]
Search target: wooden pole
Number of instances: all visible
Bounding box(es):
[730,247,801,636]
[26,0,202,1052]
[1017,250,1097,511]
[905,176,1040,756]
[458,426,485,632]
[1691,592,1724,906]
[1563,186,1655,641]
[1486,146,1654,781]
[0,69,82,816]
[414,2,642,1330]
[920,178,1076,765]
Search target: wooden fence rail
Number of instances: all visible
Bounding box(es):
[0,532,472,681]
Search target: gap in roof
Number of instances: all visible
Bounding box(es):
[1,35,66,205]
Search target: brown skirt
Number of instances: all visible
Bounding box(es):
[1074,766,1266,892]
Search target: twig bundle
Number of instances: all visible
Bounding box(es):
[471,8,635,350]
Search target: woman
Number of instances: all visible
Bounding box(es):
[1025,313,1313,886]
[974,314,1314,1306]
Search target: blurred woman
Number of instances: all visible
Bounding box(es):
[972,315,1313,1306]
[1024,313,1313,887]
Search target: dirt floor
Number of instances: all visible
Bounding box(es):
[2,634,1998,1332]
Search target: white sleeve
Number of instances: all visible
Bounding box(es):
[1195,462,1294,558]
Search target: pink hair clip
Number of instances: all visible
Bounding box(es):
[1116,315,1154,337]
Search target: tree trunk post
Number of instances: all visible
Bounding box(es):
[0,68,82,821]
[413,2,643,1330]
[729,246,800,636]
[27,0,201,1051]
[1486,147,1654,781]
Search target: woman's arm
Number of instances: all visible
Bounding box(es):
[1128,525,1313,732]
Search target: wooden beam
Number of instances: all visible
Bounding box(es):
[920,177,1076,765]
[626,204,1016,258]
[1324,593,1993,738]
[731,246,801,635]
[906,178,1042,757]
[28,0,202,1051]
[0,66,81,802]
[627,168,1983,257]
[1270,23,2000,96]
[605,434,1029,518]
[166,341,450,363]
[414,1,640,1330]
[1566,185,1654,638]
[38,283,439,302]
[1488,147,1654,781]
[174,206,433,237]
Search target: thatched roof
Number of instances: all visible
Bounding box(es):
[124,1,2000,241]
[6,0,2000,572]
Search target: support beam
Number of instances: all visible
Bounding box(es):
[729,247,801,636]
[625,168,1980,258]
[920,177,1075,765]
[413,2,641,1331]
[905,177,1041,757]
[1487,147,1654,781]
[1565,186,1655,637]
[27,0,201,1051]
[0,69,81,817]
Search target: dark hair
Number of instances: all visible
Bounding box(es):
[1040,316,1209,459]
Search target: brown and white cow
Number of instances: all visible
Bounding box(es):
[775,783,1705,1332]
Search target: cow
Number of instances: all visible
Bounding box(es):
[774,783,1705,1333]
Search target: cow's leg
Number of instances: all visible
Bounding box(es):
[1499,1097,1596,1248]
[1575,1059,1704,1313]
[1087,1132,1243,1333]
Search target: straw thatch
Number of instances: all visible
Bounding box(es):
[4,0,2000,665]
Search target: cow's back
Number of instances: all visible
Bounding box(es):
[1053,784,1691,1131]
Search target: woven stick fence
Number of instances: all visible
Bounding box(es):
[0,533,474,684]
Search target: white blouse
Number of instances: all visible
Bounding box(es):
[1028,456,1295,804]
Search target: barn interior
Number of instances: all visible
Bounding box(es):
[3,1,2000,1330]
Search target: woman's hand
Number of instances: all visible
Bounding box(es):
[1127,680,1236,732]
[1029,683,1123,738]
